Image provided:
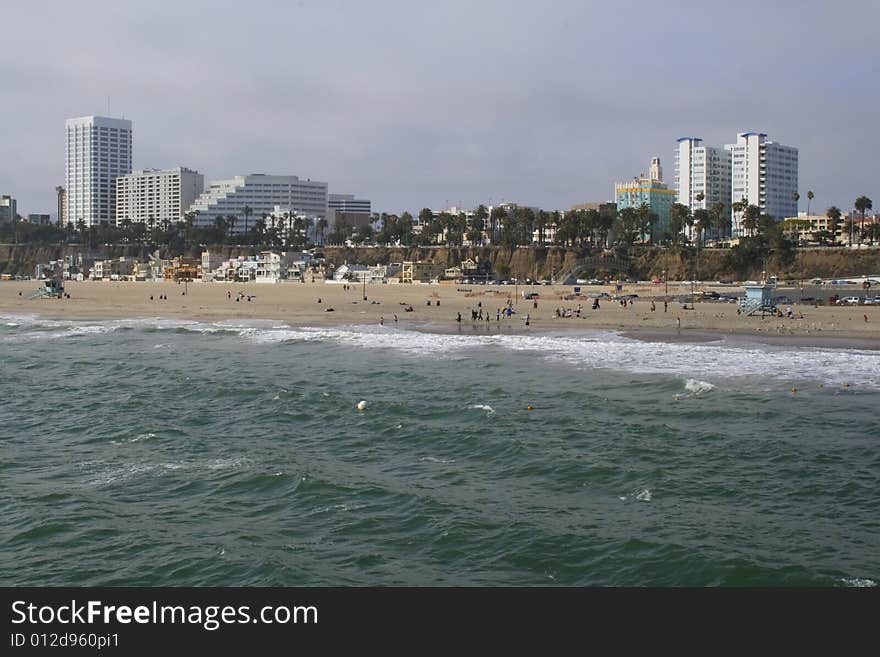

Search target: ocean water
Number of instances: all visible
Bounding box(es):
[1,313,878,587]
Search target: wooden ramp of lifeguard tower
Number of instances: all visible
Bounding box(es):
[28,280,64,299]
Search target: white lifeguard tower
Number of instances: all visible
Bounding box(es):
[739,284,775,316]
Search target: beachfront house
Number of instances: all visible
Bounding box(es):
[400,261,445,284]
[92,257,135,281]
[163,257,200,282]
[444,266,464,281]
[201,251,225,278]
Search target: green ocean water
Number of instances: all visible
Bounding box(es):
[1,314,878,586]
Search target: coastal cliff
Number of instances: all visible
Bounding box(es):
[2,243,879,281]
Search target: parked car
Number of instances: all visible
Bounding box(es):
[838,296,861,305]
[863,297,880,305]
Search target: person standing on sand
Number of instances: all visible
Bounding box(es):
[525,313,530,327]
[457,312,462,324]
[394,314,398,323]
[676,317,681,331]
[651,300,656,312]
[664,300,668,312]
[380,317,384,325]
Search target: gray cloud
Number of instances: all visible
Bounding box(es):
[1,0,877,217]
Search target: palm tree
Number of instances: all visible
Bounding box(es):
[316,218,328,245]
[214,215,227,242]
[854,196,872,247]
[807,190,814,215]
[741,205,761,237]
[254,217,266,246]
[731,197,749,237]
[826,206,842,245]
[693,208,710,248]
[668,203,690,245]
[183,211,197,248]
[242,205,252,238]
[793,191,800,208]
[710,202,727,241]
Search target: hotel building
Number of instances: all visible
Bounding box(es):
[614,157,676,232]
[188,174,328,234]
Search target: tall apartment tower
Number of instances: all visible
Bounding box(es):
[674,137,732,221]
[56,186,66,225]
[65,116,132,227]
[115,167,204,227]
[726,132,798,236]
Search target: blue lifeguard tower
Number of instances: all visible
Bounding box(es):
[739,284,774,316]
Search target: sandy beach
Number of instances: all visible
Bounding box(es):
[1,280,878,344]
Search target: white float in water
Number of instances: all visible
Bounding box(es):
[357,400,367,411]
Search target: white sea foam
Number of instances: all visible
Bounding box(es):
[110,432,157,444]
[468,404,496,414]
[841,577,876,587]
[684,379,715,395]
[309,502,368,515]
[84,456,247,487]
[420,456,457,464]
[635,489,652,502]
[4,313,878,388]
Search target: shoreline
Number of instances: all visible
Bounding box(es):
[2,280,879,349]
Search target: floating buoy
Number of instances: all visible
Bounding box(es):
[357,400,367,411]
[526,405,534,410]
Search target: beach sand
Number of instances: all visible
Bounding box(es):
[1,280,878,344]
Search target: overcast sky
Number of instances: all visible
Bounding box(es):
[1,0,877,217]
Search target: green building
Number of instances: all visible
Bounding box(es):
[614,157,676,233]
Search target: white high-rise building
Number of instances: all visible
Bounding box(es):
[328,193,371,214]
[674,137,732,226]
[115,167,204,228]
[188,174,328,234]
[726,132,798,236]
[65,116,132,227]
